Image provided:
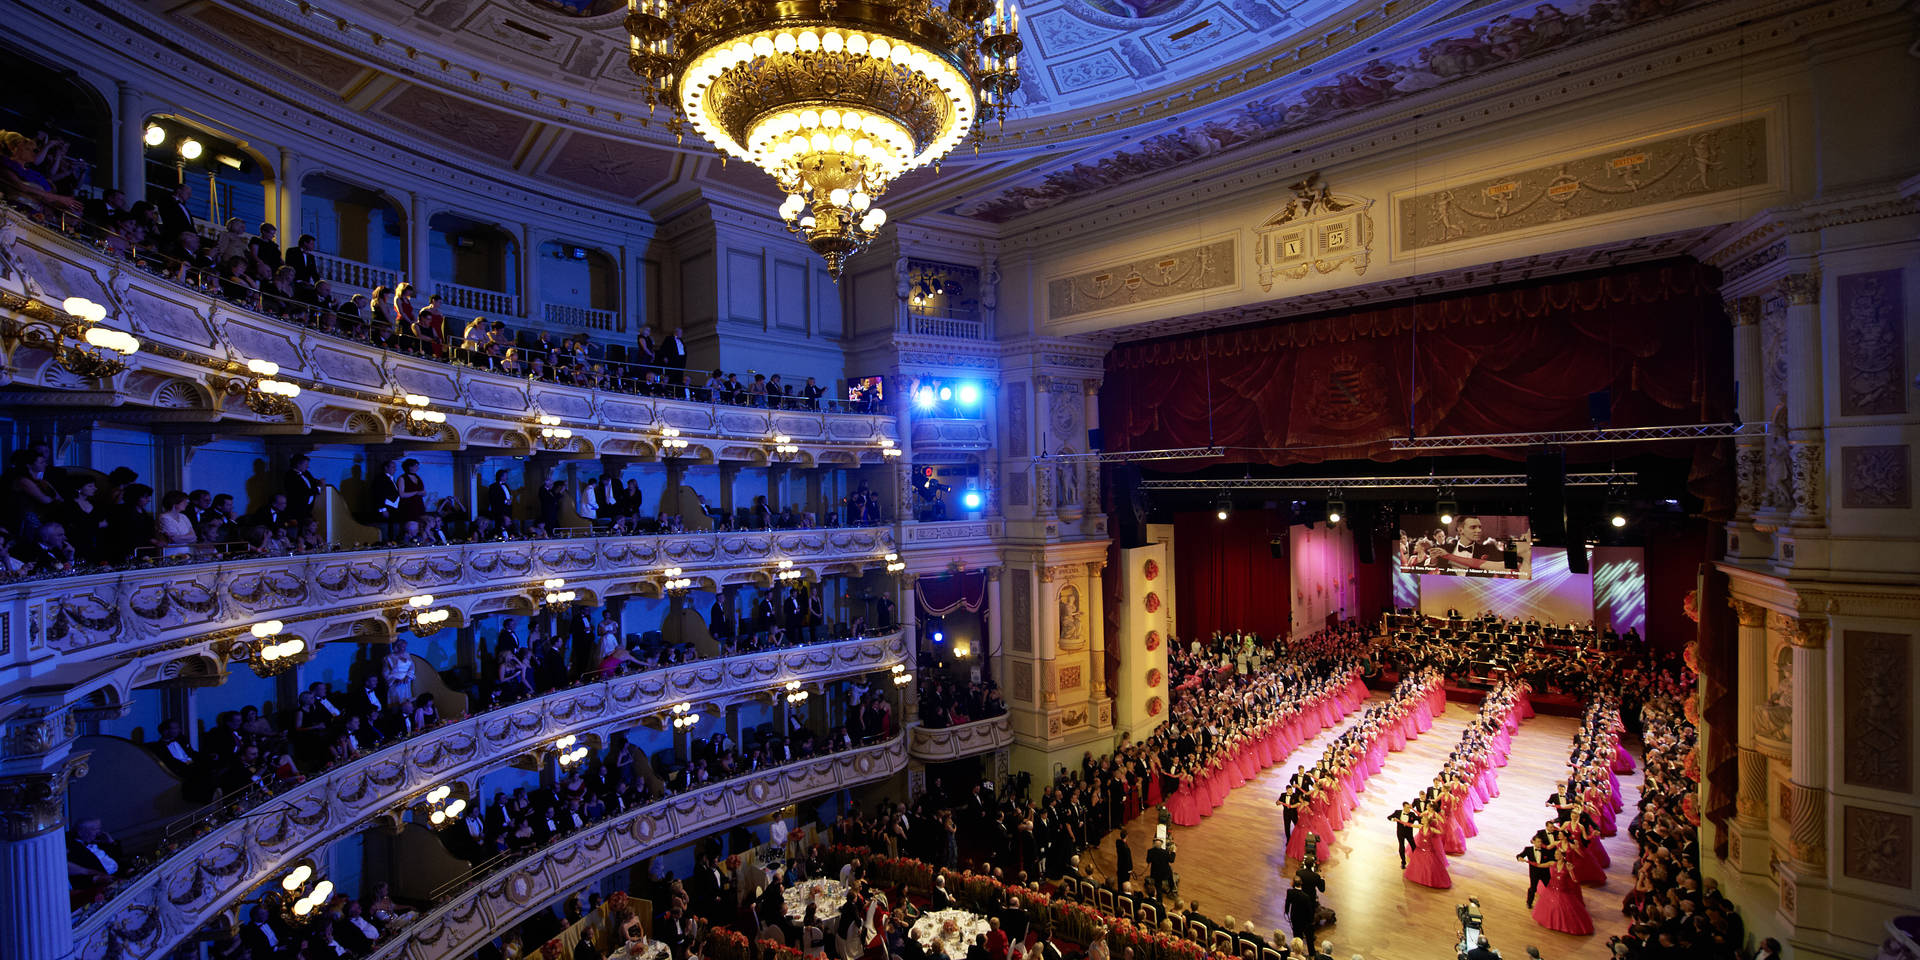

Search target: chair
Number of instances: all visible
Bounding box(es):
[1260,949,1284,960]
[1186,920,1209,943]
[1095,888,1116,913]
[1210,931,1234,954]
[1136,905,1156,926]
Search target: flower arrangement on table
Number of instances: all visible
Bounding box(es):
[940,917,962,938]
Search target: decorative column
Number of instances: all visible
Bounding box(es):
[1779,274,1825,529]
[1726,297,1766,549]
[1776,612,1829,927]
[0,753,89,960]
[984,567,1003,688]
[407,193,433,295]
[1036,565,1062,708]
[1085,561,1107,699]
[1728,598,1771,875]
[276,146,303,238]
[519,223,540,322]
[115,81,147,200]
[1081,379,1101,518]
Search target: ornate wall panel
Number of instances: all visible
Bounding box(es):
[1842,806,1913,888]
[1046,238,1237,322]
[1840,445,1912,510]
[1843,630,1912,792]
[1396,116,1769,253]
[1011,575,1033,653]
[1836,269,1907,416]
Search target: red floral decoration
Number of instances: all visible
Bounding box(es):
[1143,592,1161,613]
[1146,668,1163,688]
[1142,558,1159,581]
[1146,696,1164,716]
[1144,630,1161,651]
[1682,589,1699,624]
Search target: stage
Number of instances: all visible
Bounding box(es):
[1082,694,1645,960]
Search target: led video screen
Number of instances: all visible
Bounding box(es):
[1395,514,1532,580]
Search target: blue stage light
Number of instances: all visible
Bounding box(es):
[962,490,982,509]
[914,386,935,410]
[957,383,981,406]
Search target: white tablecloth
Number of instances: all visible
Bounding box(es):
[608,938,670,960]
[783,880,848,922]
[909,910,991,957]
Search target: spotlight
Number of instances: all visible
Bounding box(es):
[1214,495,1231,521]
[962,490,982,510]
[914,386,935,411]
[1609,512,1627,528]
[1327,497,1345,525]
[938,386,952,402]
[956,383,981,406]
[178,138,203,160]
[1437,498,1457,526]
[144,124,166,146]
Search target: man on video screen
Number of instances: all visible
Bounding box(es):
[1427,516,1507,572]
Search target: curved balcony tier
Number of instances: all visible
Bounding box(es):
[363,736,908,960]
[1,527,897,691]
[71,634,907,960]
[906,716,1014,763]
[908,417,993,453]
[0,212,896,462]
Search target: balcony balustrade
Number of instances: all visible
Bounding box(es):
[2,527,897,685]
[69,637,908,960]
[906,715,1013,763]
[362,736,908,960]
[431,279,518,317]
[899,313,988,341]
[0,212,897,444]
[909,417,993,452]
[898,519,1005,548]
[543,301,620,332]
[311,251,402,297]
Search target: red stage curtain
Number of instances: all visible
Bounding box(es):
[1101,259,1733,514]
[916,571,987,616]
[1172,511,1291,641]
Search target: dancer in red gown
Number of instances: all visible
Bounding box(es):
[1531,834,1595,934]
[1403,813,1452,888]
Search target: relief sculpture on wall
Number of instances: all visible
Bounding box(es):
[1753,644,1792,744]
[1057,584,1086,651]
[1254,172,1374,289]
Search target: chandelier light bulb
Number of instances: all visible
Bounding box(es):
[445,799,466,818]
[144,124,166,146]
[178,138,202,160]
[284,865,312,891]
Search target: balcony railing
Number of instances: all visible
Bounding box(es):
[432,279,517,317]
[311,250,401,295]
[3,527,896,678]
[366,735,908,960]
[544,301,620,332]
[906,715,1013,762]
[0,210,901,441]
[900,313,989,340]
[69,636,909,960]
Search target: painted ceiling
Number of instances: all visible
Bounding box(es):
[139,0,1709,225]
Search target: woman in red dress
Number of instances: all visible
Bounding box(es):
[1531,833,1595,935]
[1403,812,1452,888]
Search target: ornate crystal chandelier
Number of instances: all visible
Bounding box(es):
[627,0,1021,276]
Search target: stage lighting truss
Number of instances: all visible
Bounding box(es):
[1386,422,1752,451]
[1139,471,1637,491]
[1043,446,1225,464]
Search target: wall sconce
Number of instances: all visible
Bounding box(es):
[879,438,902,458]
[277,862,333,923]
[774,559,803,582]
[658,426,690,456]
[661,567,693,592]
[770,434,799,460]
[536,414,574,450]
[398,595,452,634]
[229,358,301,416]
[784,680,810,705]
[883,552,905,573]
[213,620,308,676]
[670,702,700,730]
[890,663,913,686]
[953,641,973,659]
[401,393,447,437]
[542,578,577,605]
[420,784,468,828]
[554,734,590,768]
[20,296,141,378]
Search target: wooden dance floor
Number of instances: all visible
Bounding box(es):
[1083,695,1645,960]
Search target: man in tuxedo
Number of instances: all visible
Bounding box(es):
[1389,802,1419,868]
[1114,829,1134,886]
[83,187,128,227]
[286,233,321,287]
[155,182,195,244]
[371,458,403,541]
[662,326,689,394]
[590,469,623,529]
[67,819,122,890]
[1285,867,1323,943]
[1517,834,1555,907]
[239,904,287,959]
[999,896,1030,946]
[1430,516,1507,572]
[350,674,385,721]
[1465,937,1499,960]
[1146,838,1175,898]
[284,454,321,522]
[708,596,732,642]
[483,470,515,534]
[151,718,199,774]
